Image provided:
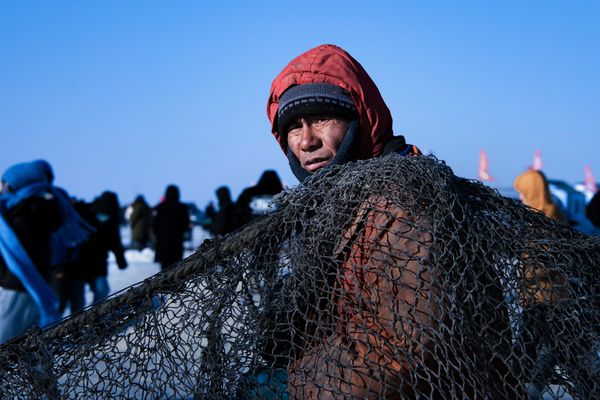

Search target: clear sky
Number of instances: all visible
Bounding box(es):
[1,1,599,208]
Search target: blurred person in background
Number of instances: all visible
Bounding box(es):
[129,195,152,250]
[585,190,600,230]
[512,169,586,396]
[207,186,237,236]
[514,169,567,224]
[69,191,127,313]
[153,184,190,270]
[235,170,284,228]
[0,160,92,342]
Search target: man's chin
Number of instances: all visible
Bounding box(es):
[304,160,332,172]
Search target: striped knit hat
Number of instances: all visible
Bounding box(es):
[277,83,358,143]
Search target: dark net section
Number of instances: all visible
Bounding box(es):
[1,155,599,399]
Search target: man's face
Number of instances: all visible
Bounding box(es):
[286,116,349,173]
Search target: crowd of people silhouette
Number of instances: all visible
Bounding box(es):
[0,159,286,343]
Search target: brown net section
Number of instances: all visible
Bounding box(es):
[0,155,598,399]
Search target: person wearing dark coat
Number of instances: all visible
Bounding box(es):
[130,195,152,250]
[153,185,190,270]
[69,191,127,313]
[235,170,284,228]
[586,191,600,229]
[208,186,237,236]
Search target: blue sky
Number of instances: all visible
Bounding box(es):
[1,1,599,208]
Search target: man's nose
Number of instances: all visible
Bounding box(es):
[299,122,321,152]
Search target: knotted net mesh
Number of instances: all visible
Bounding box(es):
[0,155,599,399]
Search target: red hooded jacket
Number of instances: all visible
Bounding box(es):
[267,44,393,160]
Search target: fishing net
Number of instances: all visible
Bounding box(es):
[0,155,598,399]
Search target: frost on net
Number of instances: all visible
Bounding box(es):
[0,155,598,399]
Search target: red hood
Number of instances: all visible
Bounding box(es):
[267,44,393,160]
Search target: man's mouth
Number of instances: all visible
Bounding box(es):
[304,158,331,172]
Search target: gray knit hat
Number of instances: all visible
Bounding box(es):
[277,83,358,139]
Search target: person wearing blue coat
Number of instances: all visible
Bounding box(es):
[0,160,92,343]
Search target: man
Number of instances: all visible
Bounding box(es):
[129,195,152,250]
[264,44,516,399]
[153,184,190,270]
[69,191,128,313]
[208,186,237,236]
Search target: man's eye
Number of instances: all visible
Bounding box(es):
[287,122,302,134]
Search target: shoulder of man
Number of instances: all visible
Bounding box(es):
[381,135,422,157]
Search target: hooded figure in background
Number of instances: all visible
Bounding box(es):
[0,160,92,342]
[69,191,127,313]
[153,185,190,270]
[512,169,578,395]
[130,195,152,250]
[514,169,566,224]
[254,44,518,399]
[236,170,284,228]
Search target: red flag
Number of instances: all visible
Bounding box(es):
[532,149,543,171]
[478,149,494,181]
[584,165,597,194]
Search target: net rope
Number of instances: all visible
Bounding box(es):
[0,155,598,399]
